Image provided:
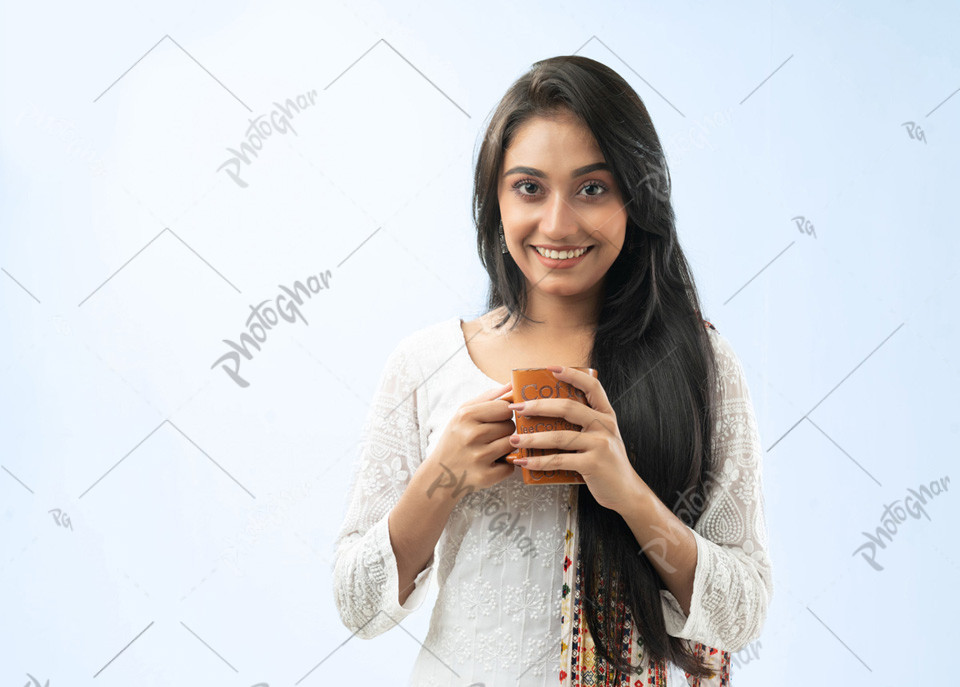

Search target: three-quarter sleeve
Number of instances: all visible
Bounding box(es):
[659,328,774,653]
[332,341,436,639]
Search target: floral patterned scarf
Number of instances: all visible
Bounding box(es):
[558,481,732,686]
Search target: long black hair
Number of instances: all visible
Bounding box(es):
[471,55,718,680]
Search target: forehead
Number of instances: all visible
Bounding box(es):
[504,113,604,164]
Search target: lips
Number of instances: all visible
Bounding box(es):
[530,244,593,268]
[532,245,593,259]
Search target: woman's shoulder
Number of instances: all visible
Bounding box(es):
[401,315,460,347]
[698,318,746,371]
[395,309,507,354]
[700,317,725,350]
[382,316,462,369]
[698,320,755,401]
[699,316,728,349]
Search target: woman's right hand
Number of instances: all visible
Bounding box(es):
[422,382,517,500]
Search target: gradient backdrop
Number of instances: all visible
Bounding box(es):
[1,1,958,685]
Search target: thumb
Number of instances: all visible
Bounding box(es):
[471,382,513,404]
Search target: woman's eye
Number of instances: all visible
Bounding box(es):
[581,182,607,197]
[511,179,609,199]
[516,181,539,195]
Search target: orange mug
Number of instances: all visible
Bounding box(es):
[497,367,597,485]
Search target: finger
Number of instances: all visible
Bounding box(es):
[492,437,522,470]
[474,398,519,424]
[510,397,597,429]
[516,452,568,472]
[513,429,585,454]
[470,382,513,404]
[474,390,518,423]
[463,382,513,406]
[475,420,519,453]
[476,420,517,446]
[548,366,613,414]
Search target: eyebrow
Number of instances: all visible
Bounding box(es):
[502,162,610,179]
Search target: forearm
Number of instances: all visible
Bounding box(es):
[619,475,698,615]
[387,458,461,605]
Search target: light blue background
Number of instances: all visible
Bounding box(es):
[2,1,958,685]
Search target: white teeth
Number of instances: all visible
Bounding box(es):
[535,246,589,259]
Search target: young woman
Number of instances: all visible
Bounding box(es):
[333,55,772,686]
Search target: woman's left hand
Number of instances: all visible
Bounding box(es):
[508,366,648,513]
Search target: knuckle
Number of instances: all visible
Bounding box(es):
[468,425,485,443]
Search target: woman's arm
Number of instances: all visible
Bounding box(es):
[387,458,462,605]
[619,482,699,615]
[666,328,773,651]
[623,328,774,653]
[332,342,439,639]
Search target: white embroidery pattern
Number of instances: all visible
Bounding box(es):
[332,319,773,685]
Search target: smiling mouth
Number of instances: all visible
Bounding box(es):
[532,245,594,260]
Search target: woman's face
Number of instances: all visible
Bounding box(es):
[498,110,627,300]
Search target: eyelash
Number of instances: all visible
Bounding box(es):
[511,178,610,200]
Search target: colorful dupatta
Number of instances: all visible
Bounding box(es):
[557,319,732,686]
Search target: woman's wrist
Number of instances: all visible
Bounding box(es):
[415,455,476,504]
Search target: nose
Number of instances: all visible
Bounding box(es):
[538,191,579,240]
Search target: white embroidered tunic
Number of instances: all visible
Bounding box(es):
[332,316,773,685]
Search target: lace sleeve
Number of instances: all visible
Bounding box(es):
[331,342,436,639]
[660,328,774,655]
